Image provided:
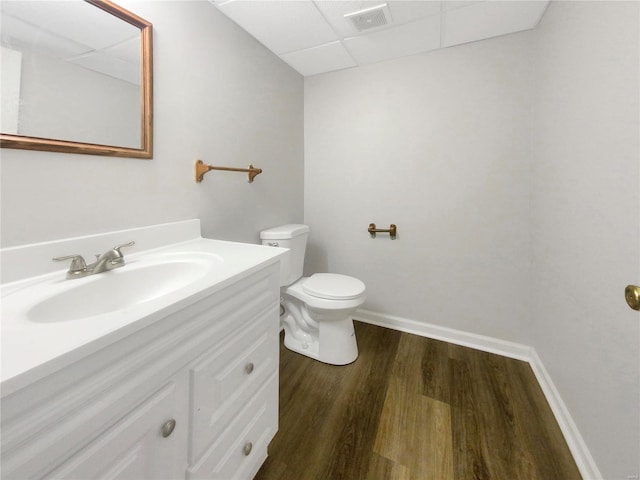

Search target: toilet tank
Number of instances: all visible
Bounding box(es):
[260,224,309,286]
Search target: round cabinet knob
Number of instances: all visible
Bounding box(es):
[161,419,176,438]
[243,442,253,456]
[245,362,254,374]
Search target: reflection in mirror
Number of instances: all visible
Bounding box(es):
[0,0,153,158]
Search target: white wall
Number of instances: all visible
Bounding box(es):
[305,32,534,344]
[0,0,304,248]
[1,46,21,134]
[532,2,639,478]
[305,2,639,478]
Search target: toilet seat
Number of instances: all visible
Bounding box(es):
[284,276,366,311]
[302,273,365,300]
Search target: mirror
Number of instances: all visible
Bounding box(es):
[0,0,152,158]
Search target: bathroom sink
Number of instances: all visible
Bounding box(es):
[4,252,223,324]
[0,221,289,397]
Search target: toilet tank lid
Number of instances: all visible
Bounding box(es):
[260,224,309,240]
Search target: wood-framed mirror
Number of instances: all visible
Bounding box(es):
[0,0,153,159]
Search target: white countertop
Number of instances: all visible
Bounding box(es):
[1,221,286,398]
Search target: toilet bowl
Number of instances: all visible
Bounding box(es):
[282,273,365,365]
[260,225,366,365]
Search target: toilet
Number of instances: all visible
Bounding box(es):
[260,224,366,365]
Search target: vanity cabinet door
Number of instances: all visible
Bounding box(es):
[43,372,189,480]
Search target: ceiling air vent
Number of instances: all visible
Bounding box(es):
[344,3,392,33]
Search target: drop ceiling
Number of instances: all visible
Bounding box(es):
[210,0,550,76]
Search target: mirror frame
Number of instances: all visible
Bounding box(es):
[0,0,153,159]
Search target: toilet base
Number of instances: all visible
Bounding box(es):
[282,316,359,366]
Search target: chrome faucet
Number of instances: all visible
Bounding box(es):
[53,241,135,279]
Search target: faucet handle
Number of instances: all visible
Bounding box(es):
[113,241,135,254]
[112,241,135,260]
[52,255,87,273]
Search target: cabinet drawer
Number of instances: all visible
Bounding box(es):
[190,305,278,462]
[187,372,278,480]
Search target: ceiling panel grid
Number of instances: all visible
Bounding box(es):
[211,0,550,76]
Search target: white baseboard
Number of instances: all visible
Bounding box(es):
[353,309,533,361]
[526,349,603,480]
[353,308,603,480]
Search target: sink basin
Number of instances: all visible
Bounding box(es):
[4,252,223,324]
[0,221,288,398]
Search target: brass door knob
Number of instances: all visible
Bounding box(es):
[625,285,640,311]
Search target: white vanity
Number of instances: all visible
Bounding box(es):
[0,220,287,480]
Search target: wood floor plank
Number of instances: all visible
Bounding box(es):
[366,453,411,480]
[464,349,539,479]
[255,322,582,480]
[315,323,402,480]
[374,384,453,480]
[373,375,412,464]
[261,339,347,479]
[426,394,454,480]
[421,337,451,404]
[255,322,401,480]
[411,394,453,480]
[373,334,453,479]
[507,360,582,480]
[449,356,492,480]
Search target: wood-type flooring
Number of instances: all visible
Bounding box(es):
[254,321,582,480]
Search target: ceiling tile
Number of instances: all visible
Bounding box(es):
[313,0,441,37]
[443,0,549,47]
[280,41,357,76]
[387,0,441,25]
[442,0,484,12]
[216,0,338,55]
[344,14,440,65]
